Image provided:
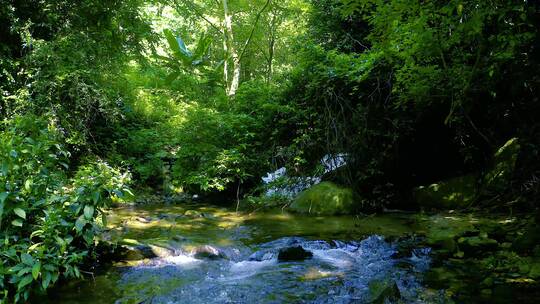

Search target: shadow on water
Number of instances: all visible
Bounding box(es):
[38,202,433,304]
[38,203,539,304]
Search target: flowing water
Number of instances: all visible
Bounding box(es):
[40,203,440,304]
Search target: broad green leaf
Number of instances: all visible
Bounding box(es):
[42,271,52,289]
[83,205,94,220]
[0,162,8,175]
[164,29,182,55]
[163,29,192,65]
[92,191,100,204]
[0,192,7,219]
[32,262,41,280]
[193,34,212,62]
[17,274,33,290]
[24,179,32,191]
[21,253,33,265]
[12,219,23,227]
[0,192,8,203]
[16,267,31,276]
[75,215,87,232]
[14,208,26,219]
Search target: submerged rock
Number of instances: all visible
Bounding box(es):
[277,246,313,262]
[290,182,355,215]
[368,279,401,304]
[192,245,225,260]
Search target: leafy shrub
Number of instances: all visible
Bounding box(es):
[0,115,131,302]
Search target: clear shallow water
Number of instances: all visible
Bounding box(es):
[40,203,436,304]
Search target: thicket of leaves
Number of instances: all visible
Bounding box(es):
[276,0,540,208]
[0,116,131,302]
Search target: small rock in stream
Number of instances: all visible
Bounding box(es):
[124,244,158,260]
[192,245,226,260]
[277,246,313,262]
[135,216,153,223]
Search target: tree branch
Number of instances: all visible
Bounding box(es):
[237,0,272,63]
[175,0,223,34]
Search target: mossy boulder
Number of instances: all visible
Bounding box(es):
[413,174,479,209]
[290,182,354,215]
[481,137,520,195]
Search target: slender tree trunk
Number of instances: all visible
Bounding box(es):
[223,33,229,87]
[222,0,241,96]
[266,14,276,84]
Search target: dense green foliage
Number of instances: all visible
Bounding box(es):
[279,0,540,209]
[1,0,539,301]
[0,116,130,301]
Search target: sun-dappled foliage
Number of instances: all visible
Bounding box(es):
[1,0,539,301]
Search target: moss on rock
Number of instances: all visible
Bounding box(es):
[482,137,520,195]
[290,182,354,215]
[413,174,479,209]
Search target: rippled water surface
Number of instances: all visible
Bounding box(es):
[40,203,436,304]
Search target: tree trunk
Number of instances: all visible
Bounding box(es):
[222,0,241,96]
[266,14,276,84]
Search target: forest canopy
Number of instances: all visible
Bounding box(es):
[0,0,539,302]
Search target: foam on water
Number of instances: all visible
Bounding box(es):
[116,235,432,304]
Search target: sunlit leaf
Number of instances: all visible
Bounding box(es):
[32,262,41,280]
[83,205,94,220]
[14,208,26,219]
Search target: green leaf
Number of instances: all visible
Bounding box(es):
[0,162,8,175]
[42,271,52,289]
[0,192,8,203]
[83,205,94,220]
[24,179,32,191]
[21,253,33,265]
[163,29,192,65]
[165,71,181,84]
[17,274,33,290]
[164,29,182,55]
[14,208,26,219]
[0,192,7,219]
[75,215,87,232]
[28,242,42,251]
[32,262,41,280]
[12,219,23,227]
[92,191,100,204]
[193,34,212,62]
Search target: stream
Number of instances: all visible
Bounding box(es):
[40,203,442,303]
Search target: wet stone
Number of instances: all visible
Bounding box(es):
[124,244,157,260]
[135,216,153,223]
[277,246,313,262]
[192,245,226,260]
